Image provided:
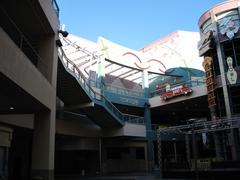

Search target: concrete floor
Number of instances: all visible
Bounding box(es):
[55,173,192,180]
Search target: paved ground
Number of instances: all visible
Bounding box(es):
[55,173,192,180]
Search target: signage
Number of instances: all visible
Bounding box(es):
[160,85,193,101]
[226,57,237,84]
[203,57,216,107]
[219,17,240,40]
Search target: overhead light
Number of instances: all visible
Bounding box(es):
[56,39,63,47]
[10,106,14,110]
[58,30,69,37]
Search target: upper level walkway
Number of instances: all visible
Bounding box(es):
[57,47,144,129]
[57,34,208,132]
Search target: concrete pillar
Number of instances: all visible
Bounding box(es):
[38,35,58,86]
[191,129,199,180]
[213,133,222,159]
[235,129,240,159]
[221,132,228,160]
[185,134,191,163]
[99,138,102,175]
[192,130,198,159]
[230,128,240,160]
[32,110,56,180]
[144,102,153,171]
[156,133,162,178]
[210,107,222,159]
[32,33,57,180]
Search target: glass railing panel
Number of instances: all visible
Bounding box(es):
[104,84,144,97]
[123,114,145,124]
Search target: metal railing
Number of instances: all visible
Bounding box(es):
[51,0,59,17]
[0,6,49,80]
[123,114,145,124]
[58,47,96,99]
[58,47,145,125]
[104,83,144,98]
[150,79,206,98]
[156,116,240,135]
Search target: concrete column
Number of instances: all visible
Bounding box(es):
[99,138,102,175]
[144,102,153,171]
[210,107,222,159]
[156,133,162,178]
[191,129,199,180]
[38,35,58,86]
[230,128,240,160]
[221,132,228,160]
[185,134,191,163]
[192,130,198,159]
[32,110,56,180]
[213,133,222,159]
[32,33,57,180]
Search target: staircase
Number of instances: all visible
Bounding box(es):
[57,46,144,128]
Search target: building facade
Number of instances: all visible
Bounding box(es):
[3,0,238,179]
[198,0,240,161]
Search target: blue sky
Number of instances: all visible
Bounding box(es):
[57,0,224,50]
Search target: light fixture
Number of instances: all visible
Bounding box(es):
[56,39,63,47]
[58,30,69,37]
[10,106,14,110]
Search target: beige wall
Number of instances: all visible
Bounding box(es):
[56,118,102,137]
[103,122,146,137]
[0,114,34,129]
